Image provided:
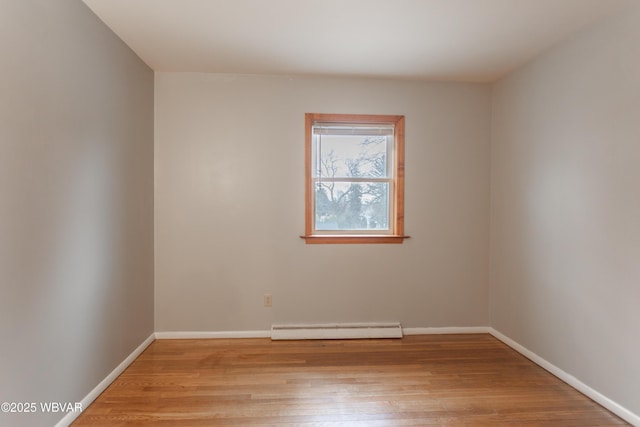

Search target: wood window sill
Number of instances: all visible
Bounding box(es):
[300,235,410,244]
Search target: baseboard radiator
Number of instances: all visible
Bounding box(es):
[271,322,403,340]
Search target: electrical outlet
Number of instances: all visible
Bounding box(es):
[264,294,272,307]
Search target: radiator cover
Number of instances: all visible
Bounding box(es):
[271,322,403,340]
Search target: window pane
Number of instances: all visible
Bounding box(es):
[316,134,388,179]
[315,182,389,231]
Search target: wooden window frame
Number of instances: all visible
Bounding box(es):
[302,113,408,244]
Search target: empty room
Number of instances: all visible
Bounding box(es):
[1,0,639,426]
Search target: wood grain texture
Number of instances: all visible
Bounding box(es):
[72,334,628,426]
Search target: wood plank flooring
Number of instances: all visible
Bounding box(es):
[72,334,628,426]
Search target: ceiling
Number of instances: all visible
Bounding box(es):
[82,0,627,82]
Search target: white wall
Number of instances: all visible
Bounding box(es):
[155,73,491,332]
[0,1,154,426]
[491,1,640,416]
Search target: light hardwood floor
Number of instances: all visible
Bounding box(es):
[72,334,627,426]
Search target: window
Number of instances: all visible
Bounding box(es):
[302,113,407,244]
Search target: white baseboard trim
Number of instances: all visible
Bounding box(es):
[489,328,639,426]
[155,327,489,340]
[54,333,155,427]
[403,326,491,335]
[155,330,271,339]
